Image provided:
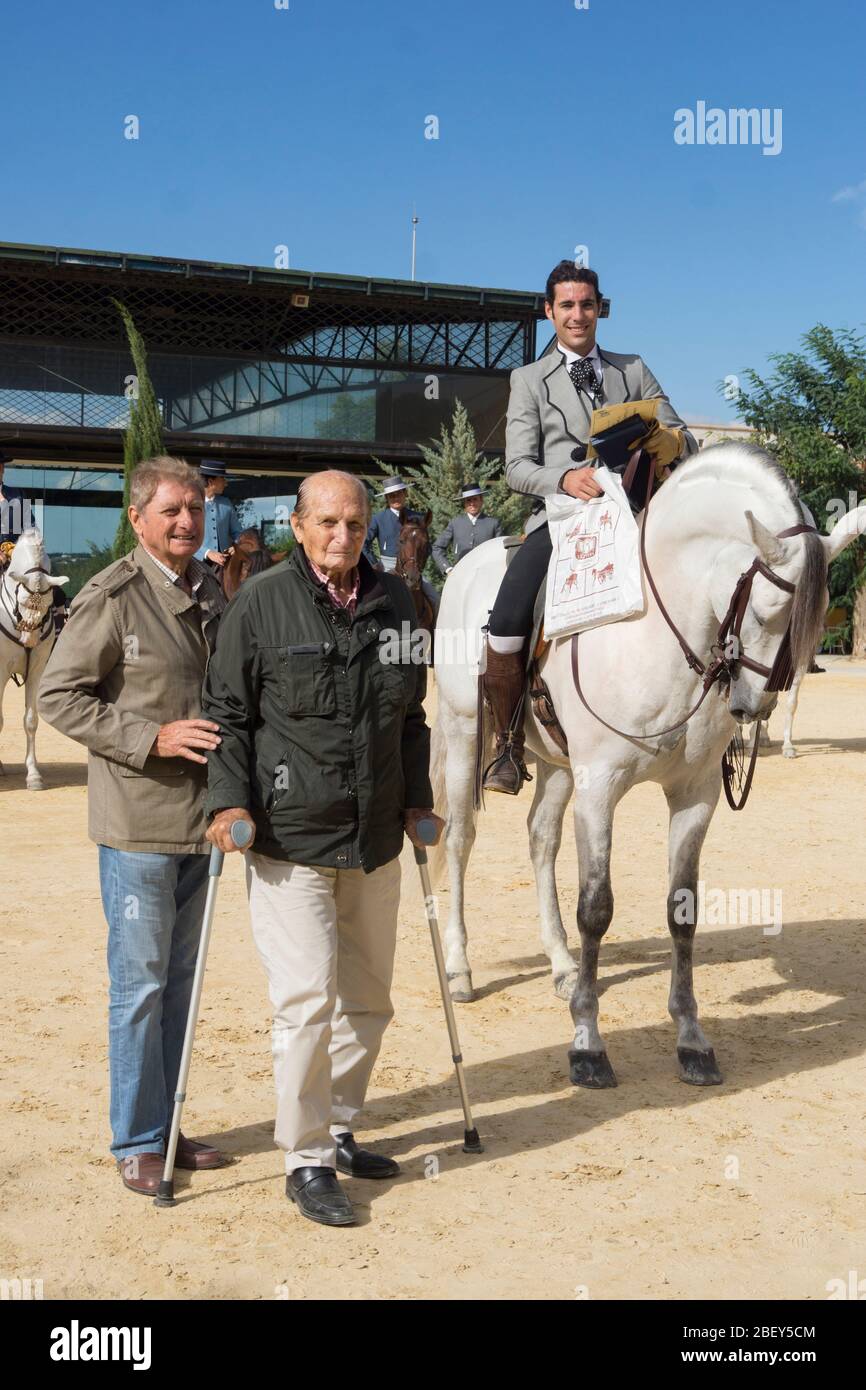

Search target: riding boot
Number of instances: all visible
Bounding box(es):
[481,643,532,795]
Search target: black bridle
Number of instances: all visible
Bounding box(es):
[0,563,56,646]
[396,525,429,591]
[570,457,820,743]
[645,523,818,700]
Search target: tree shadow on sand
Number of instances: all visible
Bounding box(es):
[210,916,865,1192]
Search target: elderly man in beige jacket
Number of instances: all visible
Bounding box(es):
[39,455,227,1195]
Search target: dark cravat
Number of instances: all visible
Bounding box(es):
[569,357,601,400]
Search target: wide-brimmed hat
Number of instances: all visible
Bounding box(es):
[380,476,410,496]
[378,478,408,500]
[457,481,486,501]
[199,459,236,480]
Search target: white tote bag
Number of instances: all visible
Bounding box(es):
[543,465,645,640]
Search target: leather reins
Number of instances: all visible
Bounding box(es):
[570,457,818,744]
[0,563,56,651]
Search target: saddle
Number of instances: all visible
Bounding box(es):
[491,536,568,755]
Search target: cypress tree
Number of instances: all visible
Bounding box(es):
[369,400,530,585]
[112,299,165,559]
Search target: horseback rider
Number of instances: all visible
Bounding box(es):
[482,260,699,795]
[364,476,440,613]
[432,482,505,575]
[194,460,244,570]
[0,452,27,546]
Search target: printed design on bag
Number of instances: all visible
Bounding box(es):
[554,494,620,601]
[544,467,644,638]
[590,562,615,585]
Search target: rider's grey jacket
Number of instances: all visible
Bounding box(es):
[505,348,698,530]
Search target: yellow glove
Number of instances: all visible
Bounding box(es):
[640,421,684,476]
[587,399,683,479]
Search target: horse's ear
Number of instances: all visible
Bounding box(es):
[399,506,408,524]
[822,504,866,563]
[424,509,432,528]
[745,510,786,566]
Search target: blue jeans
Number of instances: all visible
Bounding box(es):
[98,847,210,1160]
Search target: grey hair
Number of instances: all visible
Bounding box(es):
[130,455,204,513]
[294,469,370,521]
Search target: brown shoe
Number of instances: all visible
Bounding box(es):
[117,1152,164,1196]
[481,643,531,795]
[174,1133,226,1170]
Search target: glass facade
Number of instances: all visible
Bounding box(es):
[0,343,510,450]
[2,463,301,588]
[0,246,542,589]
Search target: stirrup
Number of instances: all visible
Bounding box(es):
[482,738,533,795]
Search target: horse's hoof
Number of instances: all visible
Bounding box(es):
[782,747,797,759]
[677,1046,723,1085]
[26,778,44,791]
[554,970,579,1002]
[568,1049,618,1088]
[447,973,475,1004]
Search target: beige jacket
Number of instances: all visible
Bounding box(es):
[38,546,225,853]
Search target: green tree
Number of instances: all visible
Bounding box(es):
[54,542,115,599]
[368,400,530,584]
[315,390,376,442]
[730,325,866,652]
[112,299,165,559]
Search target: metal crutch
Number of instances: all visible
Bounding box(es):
[414,818,483,1154]
[154,819,253,1207]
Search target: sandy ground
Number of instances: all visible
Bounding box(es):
[1,662,864,1302]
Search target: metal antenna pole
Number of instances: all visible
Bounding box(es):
[411,207,419,281]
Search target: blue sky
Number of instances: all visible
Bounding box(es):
[2,0,865,420]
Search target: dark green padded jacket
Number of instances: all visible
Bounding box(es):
[202,547,433,873]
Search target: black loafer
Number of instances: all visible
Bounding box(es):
[286,1166,356,1226]
[335,1132,400,1180]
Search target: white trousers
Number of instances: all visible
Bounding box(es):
[245,851,401,1173]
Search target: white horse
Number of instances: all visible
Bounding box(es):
[0,529,69,789]
[746,664,806,759]
[432,444,863,1087]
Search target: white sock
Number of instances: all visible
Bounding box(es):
[487,634,525,654]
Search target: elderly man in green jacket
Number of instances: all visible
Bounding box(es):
[38,455,227,1195]
[203,469,442,1228]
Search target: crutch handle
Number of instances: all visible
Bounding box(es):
[208,817,254,876]
[413,816,438,864]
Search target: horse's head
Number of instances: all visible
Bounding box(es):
[708,508,829,725]
[234,528,264,556]
[222,534,274,599]
[2,529,70,647]
[396,509,432,591]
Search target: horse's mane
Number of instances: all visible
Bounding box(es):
[672,442,828,674]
